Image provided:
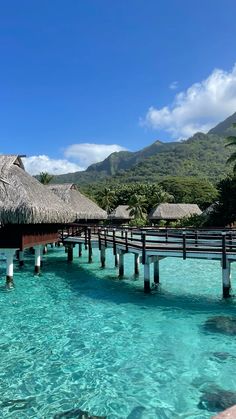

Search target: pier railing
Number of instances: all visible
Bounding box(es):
[97,228,236,262]
[62,224,236,263]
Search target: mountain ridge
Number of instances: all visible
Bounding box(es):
[52,111,236,185]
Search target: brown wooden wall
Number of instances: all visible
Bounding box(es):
[0,224,60,249]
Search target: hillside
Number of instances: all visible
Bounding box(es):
[113,133,231,183]
[52,112,236,185]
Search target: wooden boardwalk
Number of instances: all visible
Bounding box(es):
[63,225,236,298]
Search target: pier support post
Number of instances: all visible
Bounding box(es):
[78,243,82,257]
[101,245,106,268]
[144,260,151,293]
[88,243,92,263]
[67,244,73,262]
[134,254,139,276]
[19,250,24,267]
[118,250,125,278]
[222,259,231,298]
[6,249,15,288]
[43,245,48,255]
[114,252,119,267]
[88,227,92,263]
[34,245,41,273]
[153,257,160,284]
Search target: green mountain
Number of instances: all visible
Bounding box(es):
[208,112,236,136]
[86,140,164,175]
[52,112,236,185]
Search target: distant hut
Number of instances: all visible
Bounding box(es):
[149,203,202,223]
[48,183,107,223]
[108,205,133,225]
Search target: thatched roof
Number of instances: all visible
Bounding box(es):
[109,205,133,220]
[48,183,107,220]
[0,155,74,224]
[149,203,202,220]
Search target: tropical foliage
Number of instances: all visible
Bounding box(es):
[97,187,115,214]
[128,194,147,220]
[225,123,236,173]
[39,172,54,185]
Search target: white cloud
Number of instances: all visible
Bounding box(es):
[64,143,127,167]
[23,155,83,175]
[143,64,236,139]
[169,81,178,90]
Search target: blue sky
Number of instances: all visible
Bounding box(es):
[1,0,236,174]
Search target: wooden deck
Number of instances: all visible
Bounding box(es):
[63,226,236,261]
[62,225,236,297]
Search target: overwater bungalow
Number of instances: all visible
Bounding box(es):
[0,155,74,285]
[108,204,133,225]
[149,203,202,223]
[48,183,107,223]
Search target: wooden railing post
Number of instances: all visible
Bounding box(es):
[141,233,146,264]
[98,227,101,251]
[88,227,92,263]
[195,230,198,247]
[104,228,107,248]
[222,232,226,269]
[183,231,186,260]
[125,229,128,253]
[84,227,88,249]
[113,228,116,255]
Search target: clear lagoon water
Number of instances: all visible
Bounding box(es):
[0,246,236,418]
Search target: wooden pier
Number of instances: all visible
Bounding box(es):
[63,225,236,298]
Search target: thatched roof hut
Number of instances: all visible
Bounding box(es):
[0,155,74,224]
[108,205,133,222]
[149,203,202,221]
[48,183,107,221]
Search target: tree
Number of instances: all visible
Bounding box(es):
[97,187,115,213]
[158,177,218,209]
[128,193,147,220]
[209,176,236,226]
[225,123,236,173]
[39,172,54,185]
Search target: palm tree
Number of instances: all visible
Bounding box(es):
[98,187,115,213]
[151,189,174,206]
[225,123,236,173]
[128,193,147,220]
[39,172,54,185]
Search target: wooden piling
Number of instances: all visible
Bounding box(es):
[118,250,124,278]
[114,252,119,267]
[6,249,15,288]
[222,259,231,298]
[67,244,73,263]
[78,243,82,257]
[19,250,24,267]
[153,257,159,284]
[101,245,106,268]
[134,253,139,275]
[34,245,41,273]
[144,261,151,293]
[88,227,92,263]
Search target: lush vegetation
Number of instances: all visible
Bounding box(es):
[52,132,232,187]
[48,112,236,228]
[39,172,54,185]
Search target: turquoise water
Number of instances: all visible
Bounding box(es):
[0,247,236,418]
